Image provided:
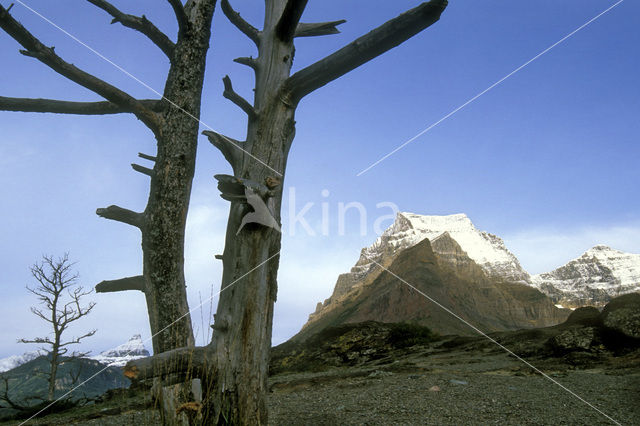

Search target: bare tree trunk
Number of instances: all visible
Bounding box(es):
[47,349,58,402]
[203,216,283,424]
[202,2,296,422]
[138,2,216,424]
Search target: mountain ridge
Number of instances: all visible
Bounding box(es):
[531,244,640,308]
[298,231,568,341]
[90,334,150,367]
[300,212,639,341]
[0,335,150,373]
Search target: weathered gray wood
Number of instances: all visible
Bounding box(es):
[220,0,260,46]
[86,0,175,59]
[275,0,308,42]
[202,2,295,423]
[202,130,243,175]
[205,2,447,423]
[0,96,162,115]
[125,346,214,382]
[284,0,448,103]
[132,0,448,423]
[96,275,146,293]
[295,20,346,38]
[233,56,258,70]
[222,75,257,119]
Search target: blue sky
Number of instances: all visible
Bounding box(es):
[1,0,639,357]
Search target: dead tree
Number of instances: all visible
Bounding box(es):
[126,1,449,424]
[0,2,216,423]
[17,254,96,402]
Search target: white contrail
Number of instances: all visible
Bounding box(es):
[357,0,625,176]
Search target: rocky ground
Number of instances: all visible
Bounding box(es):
[269,344,639,425]
[5,338,638,425]
[2,294,639,425]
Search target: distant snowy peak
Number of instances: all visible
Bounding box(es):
[90,334,150,367]
[356,212,529,282]
[0,350,46,373]
[0,335,150,372]
[531,245,640,307]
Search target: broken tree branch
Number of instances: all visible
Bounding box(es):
[233,56,258,71]
[0,5,160,131]
[57,330,97,347]
[167,0,188,33]
[0,96,162,115]
[131,163,154,177]
[295,20,346,38]
[125,346,214,382]
[86,0,175,59]
[95,275,146,293]
[202,130,243,175]
[220,0,260,47]
[96,205,144,229]
[138,152,157,162]
[275,0,309,42]
[222,75,257,120]
[283,0,447,103]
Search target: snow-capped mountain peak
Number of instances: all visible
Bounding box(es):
[531,245,640,307]
[0,350,46,373]
[359,212,529,282]
[90,334,150,367]
[0,335,150,372]
[321,212,530,306]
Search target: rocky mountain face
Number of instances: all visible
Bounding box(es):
[531,245,640,308]
[275,293,640,377]
[297,228,569,340]
[298,212,640,341]
[324,213,529,311]
[90,334,150,367]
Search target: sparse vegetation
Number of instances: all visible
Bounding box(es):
[387,322,440,348]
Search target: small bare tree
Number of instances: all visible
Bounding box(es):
[18,254,96,402]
